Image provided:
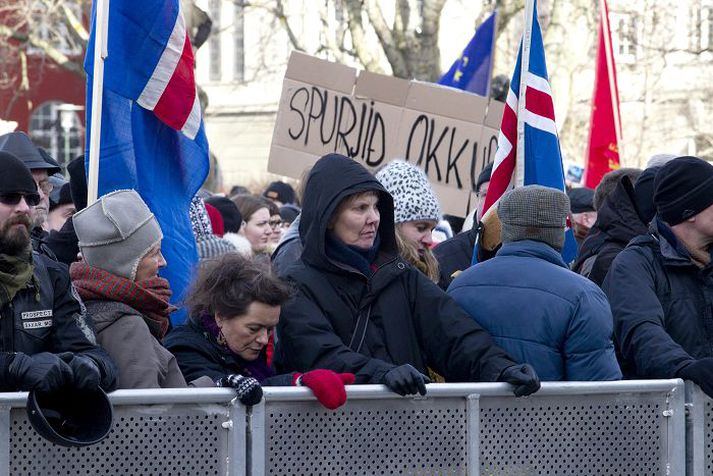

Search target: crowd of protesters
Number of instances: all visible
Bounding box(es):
[0,128,712,411]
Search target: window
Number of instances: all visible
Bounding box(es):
[233,2,244,81]
[209,0,222,81]
[29,102,84,167]
[613,13,639,63]
[693,5,713,51]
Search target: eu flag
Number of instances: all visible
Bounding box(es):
[438,12,497,96]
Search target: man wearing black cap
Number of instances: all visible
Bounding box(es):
[433,162,493,290]
[603,156,713,397]
[0,132,62,258]
[0,151,117,394]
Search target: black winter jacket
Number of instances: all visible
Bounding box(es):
[274,154,517,384]
[603,218,713,379]
[0,253,117,391]
[165,320,292,386]
[433,226,477,290]
[573,176,648,286]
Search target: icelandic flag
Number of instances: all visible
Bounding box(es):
[438,12,497,96]
[480,0,577,263]
[85,0,210,325]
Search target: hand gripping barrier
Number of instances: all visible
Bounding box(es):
[0,380,689,475]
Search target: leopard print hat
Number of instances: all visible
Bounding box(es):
[375,160,442,224]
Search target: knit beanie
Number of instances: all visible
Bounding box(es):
[205,203,225,237]
[205,196,243,233]
[50,183,73,211]
[498,185,570,251]
[0,151,39,196]
[375,160,441,224]
[73,189,163,280]
[189,197,236,260]
[654,156,713,225]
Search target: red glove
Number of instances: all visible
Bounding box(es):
[292,369,355,410]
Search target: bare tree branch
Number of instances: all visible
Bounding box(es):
[342,0,385,73]
[0,25,84,77]
[363,0,408,77]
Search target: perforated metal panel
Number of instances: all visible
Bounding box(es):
[704,399,713,474]
[10,403,231,476]
[264,398,467,475]
[479,394,668,475]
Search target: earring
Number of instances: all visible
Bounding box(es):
[217,329,227,346]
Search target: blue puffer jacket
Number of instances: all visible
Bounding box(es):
[448,240,621,381]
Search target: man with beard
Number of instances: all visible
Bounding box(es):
[0,151,117,394]
[0,132,61,259]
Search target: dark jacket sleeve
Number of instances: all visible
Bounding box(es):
[45,217,79,266]
[275,289,396,384]
[603,247,695,378]
[411,271,516,382]
[47,261,118,391]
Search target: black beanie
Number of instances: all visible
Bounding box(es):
[654,156,713,225]
[204,196,243,233]
[634,166,660,224]
[0,151,39,196]
[567,187,596,213]
[50,183,74,211]
[67,156,88,211]
[263,181,296,205]
[475,162,493,192]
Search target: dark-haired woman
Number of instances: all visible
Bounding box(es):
[164,253,354,409]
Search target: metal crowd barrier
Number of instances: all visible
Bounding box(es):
[0,380,689,475]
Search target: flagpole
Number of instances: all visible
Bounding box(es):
[600,0,623,161]
[486,10,498,97]
[87,0,110,205]
[515,0,535,187]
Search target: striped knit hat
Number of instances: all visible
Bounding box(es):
[190,197,237,260]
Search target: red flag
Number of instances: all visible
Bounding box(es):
[584,0,622,189]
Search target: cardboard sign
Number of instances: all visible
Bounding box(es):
[268,52,504,217]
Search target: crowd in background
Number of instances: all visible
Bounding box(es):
[1,128,712,410]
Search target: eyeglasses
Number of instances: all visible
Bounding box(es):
[0,193,41,207]
[269,219,282,229]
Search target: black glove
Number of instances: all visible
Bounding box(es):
[678,358,713,398]
[499,364,541,397]
[381,364,431,396]
[217,374,263,406]
[8,352,74,393]
[59,353,101,391]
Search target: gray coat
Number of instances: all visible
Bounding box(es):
[87,300,186,389]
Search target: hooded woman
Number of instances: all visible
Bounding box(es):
[70,190,186,389]
[274,154,540,397]
[165,253,355,409]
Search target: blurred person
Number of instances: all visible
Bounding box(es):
[190,197,236,260]
[165,253,355,409]
[567,187,596,246]
[449,185,621,381]
[433,162,493,290]
[46,182,76,232]
[266,199,283,248]
[263,180,296,207]
[0,151,116,393]
[279,204,300,231]
[375,160,441,283]
[71,190,186,389]
[229,185,249,198]
[45,155,85,265]
[274,153,540,397]
[604,157,713,397]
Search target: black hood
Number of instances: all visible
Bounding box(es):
[595,174,648,242]
[299,154,397,272]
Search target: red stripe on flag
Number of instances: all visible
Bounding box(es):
[525,87,555,121]
[153,34,196,131]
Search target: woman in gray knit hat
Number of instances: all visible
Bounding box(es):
[376,160,442,283]
[69,189,187,389]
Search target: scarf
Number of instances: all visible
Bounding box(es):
[198,312,275,382]
[70,262,175,339]
[325,232,380,277]
[0,245,39,307]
